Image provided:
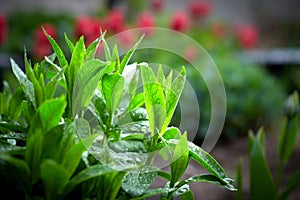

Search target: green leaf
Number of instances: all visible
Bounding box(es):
[162,67,186,132]
[45,67,66,99]
[111,44,121,71]
[25,131,43,184]
[55,122,77,164]
[140,64,166,135]
[0,154,30,193]
[278,116,299,162]
[109,140,146,153]
[0,122,26,132]
[157,170,171,180]
[98,171,126,200]
[170,184,190,199]
[129,107,148,121]
[42,125,64,160]
[44,28,68,67]
[188,141,228,181]
[0,132,26,141]
[0,142,25,155]
[180,190,194,200]
[44,55,60,72]
[129,92,145,111]
[37,96,66,133]
[157,65,165,86]
[8,87,24,120]
[127,67,139,97]
[122,166,158,197]
[61,133,99,177]
[120,35,144,73]
[70,36,86,78]
[65,164,116,195]
[10,59,36,108]
[248,129,275,200]
[92,92,109,129]
[130,188,166,200]
[41,159,69,200]
[102,73,125,114]
[85,36,102,61]
[73,60,113,115]
[181,174,235,191]
[64,32,75,53]
[170,132,189,187]
[278,169,300,200]
[163,127,181,140]
[102,36,112,61]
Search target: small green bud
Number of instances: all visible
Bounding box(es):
[284,91,299,119]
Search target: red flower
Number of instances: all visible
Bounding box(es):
[75,15,103,45]
[118,28,134,47]
[33,24,57,60]
[0,14,7,45]
[136,12,156,36]
[34,23,57,44]
[235,25,258,49]
[150,0,165,12]
[105,8,125,33]
[169,11,190,32]
[33,44,53,61]
[188,0,212,20]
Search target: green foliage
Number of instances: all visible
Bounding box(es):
[237,92,300,200]
[0,33,235,199]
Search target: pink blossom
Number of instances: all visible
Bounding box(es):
[0,14,7,45]
[150,0,165,12]
[235,25,258,49]
[105,8,125,33]
[188,0,212,20]
[136,12,156,36]
[169,11,190,32]
[75,15,103,45]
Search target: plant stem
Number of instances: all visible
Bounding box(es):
[275,119,291,196]
[275,160,284,197]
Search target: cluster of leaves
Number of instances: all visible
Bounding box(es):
[0,31,235,199]
[236,91,300,200]
[132,47,286,140]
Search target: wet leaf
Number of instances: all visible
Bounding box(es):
[64,33,74,53]
[181,174,235,191]
[37,96,66,133]
[188,141,228,181]
[170,132,189,187]
[11,59,36,108]
[41,159,69,200]
[140,64,166,135]
[102,73,125,114]
[120,35,144,73]
[122,166,158,197]
[44,28,68,68]
[73,59,112,115]
[163,67,185,132]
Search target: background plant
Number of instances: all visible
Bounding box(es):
[235,91,300,200]
[0,31,235,199]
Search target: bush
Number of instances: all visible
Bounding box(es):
[0,32,235,199]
